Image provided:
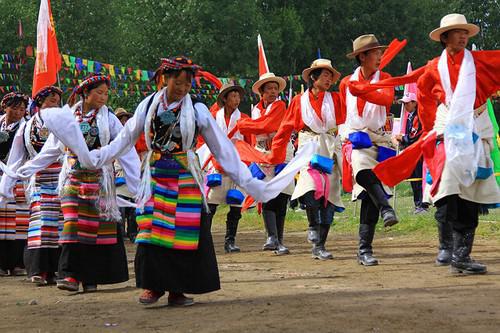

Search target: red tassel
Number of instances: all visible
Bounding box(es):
[241,196,255,212]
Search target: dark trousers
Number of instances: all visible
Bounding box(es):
[434,195,479,233]
[120,207,137,241]
[207,204,242,243]
[299,191,335,225]
[262,193,291,241]
[410,159,427,208]
[263,193,290,224]
[360,196,379,226]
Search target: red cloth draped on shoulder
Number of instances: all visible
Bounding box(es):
[364,50,500,187]
[339,71,394,117]
[237,100,286,138]
[265,91,345,165]
[338,70,394,191]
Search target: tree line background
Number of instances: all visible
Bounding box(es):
[1,0,499,111]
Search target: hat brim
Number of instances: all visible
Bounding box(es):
[302,66,341,83]
[116,113,133,119]
[346,45,388,59]
[397,98,416,104]
[217,86,245,106]
[252,77,286,95]
[429,23,480,42]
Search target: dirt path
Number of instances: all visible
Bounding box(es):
[1,229,499,333]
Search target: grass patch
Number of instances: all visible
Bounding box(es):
[211,182,500,240]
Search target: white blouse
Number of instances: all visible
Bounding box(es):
[13,104,141,196]
[89,93,284,203]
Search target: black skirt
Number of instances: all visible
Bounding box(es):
[135,212,220,294]
[58,224,129,285]
[0,240,26,271]
[24,247,61,278]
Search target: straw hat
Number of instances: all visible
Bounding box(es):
[216,83,245,106]
[398,92,417,104]
[346,34,387,59]
[301,58,341,83]
[115,108,133,119]
[429,13,479,42]
[251,72,286,95]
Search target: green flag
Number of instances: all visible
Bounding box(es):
[487,99,500,185]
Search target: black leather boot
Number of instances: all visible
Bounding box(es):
[275,212,290,255]
[357,223,378,266]
[262,210,279,250]
[224,207,241,253]
[305,208,320,243]
[356,170,398,227]
[451,230,487,275]
[312,224,333,260]
[434,206,453,266]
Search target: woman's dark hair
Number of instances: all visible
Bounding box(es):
[84,81,108,95]
[4,97,28,109]
[164,68,194,82]
[154,68,195,89]
[152,56,199,90]
[440,31,449,49]
[67,80,109,107]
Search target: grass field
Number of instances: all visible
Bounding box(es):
[212,182,500,240]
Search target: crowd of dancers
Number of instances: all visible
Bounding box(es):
[0,13,498,306]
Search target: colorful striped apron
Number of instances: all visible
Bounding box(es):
[59,156,117,245]
[0,180,29,241]
[136,152,202,250]
[27,163,64,249]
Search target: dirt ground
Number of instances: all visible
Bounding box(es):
[1,227,499,333]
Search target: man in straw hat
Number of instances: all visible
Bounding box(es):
[236,71,294,255]
[348,13,500,274]
[203,82,251,253]
[234,35,296,256]
[339,34,398,266]
[265,58,346,260]
[114,108,134,126]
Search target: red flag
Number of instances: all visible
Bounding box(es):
[257,34,269,76]
[32,0,62,97]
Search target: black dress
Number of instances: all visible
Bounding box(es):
[0,122,26,272]
[134,99,220,294]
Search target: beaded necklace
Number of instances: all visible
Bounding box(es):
[74,104,100,147]
[152,93,182,152]
[0,117,19,143]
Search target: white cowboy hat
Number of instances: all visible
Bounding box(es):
[346,34,387,59]
[429,13,479,42]
[398,92,417,104]
[251,72,286,95]
[301,58,341,83]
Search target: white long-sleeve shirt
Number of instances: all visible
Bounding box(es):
[88,93,288,203]
[14,104,141,196]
